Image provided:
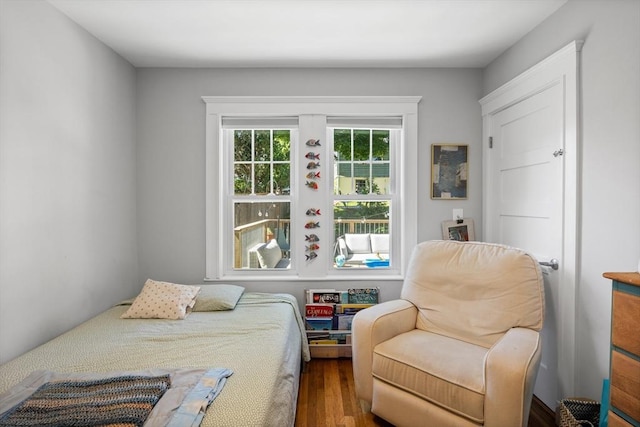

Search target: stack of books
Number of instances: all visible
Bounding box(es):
[304,288,379,346]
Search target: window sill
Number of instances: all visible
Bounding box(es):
[204,273,404,282]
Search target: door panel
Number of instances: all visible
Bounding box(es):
[482,40,580,413]
[489,83,563,409]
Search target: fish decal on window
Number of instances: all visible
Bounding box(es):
[305,172,320,180]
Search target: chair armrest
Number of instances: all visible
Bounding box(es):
[352,299,417,405]
[484,327,543,427]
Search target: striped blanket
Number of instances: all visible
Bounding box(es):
[0,368,232,427]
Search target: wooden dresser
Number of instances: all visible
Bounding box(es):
[603,272,640,427]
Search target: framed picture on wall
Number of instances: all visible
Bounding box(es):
[431,144,468,199]
[441,219,475,241]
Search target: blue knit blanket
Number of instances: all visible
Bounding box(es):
[0,368,232,427]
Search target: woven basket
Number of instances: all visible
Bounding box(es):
[558,398,601,427]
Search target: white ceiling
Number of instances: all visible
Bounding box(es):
[47,0,567,68]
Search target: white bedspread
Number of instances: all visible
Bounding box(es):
[0,292,308,427]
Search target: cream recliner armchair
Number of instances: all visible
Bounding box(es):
[352,240,544,427]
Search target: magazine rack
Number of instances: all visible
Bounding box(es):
[304,288,379,358]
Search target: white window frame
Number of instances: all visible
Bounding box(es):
[202,96,421,281]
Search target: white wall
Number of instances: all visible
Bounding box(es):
[483,0,640,400]
[135,68,483,307]
[0,0,139,363]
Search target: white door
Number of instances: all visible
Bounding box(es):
[481,41,581,411]
[487,84,563,409]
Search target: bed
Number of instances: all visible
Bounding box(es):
[0,284,310,427]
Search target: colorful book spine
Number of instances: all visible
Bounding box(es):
[348,288,380,304]
[312,292,342,304]
[305,317,333,331]
[305,304,334,318]
[334,303,374,314]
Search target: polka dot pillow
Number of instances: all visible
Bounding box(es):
[121,279,201,320]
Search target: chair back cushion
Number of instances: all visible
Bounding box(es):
[370,234,390,254]
[256,239,283,268]
[344,234,372,254]
[401,240,544,348]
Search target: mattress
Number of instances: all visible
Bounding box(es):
[0,292,309,427]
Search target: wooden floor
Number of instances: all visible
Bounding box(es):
[295,358,556,427]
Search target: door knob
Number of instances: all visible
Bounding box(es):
[539,258,559,270]
[553,149,564,157]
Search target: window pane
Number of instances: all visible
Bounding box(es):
[273,130,291,161]
[353,163,371,194]
[334,163,351,195]
[334,129,352,161]
[355,178,368,194]
[372,130,390,160]
[234,163,252,195]
[254,163,270,194]
[254,130,271,161]
[333,201,390,268]
[353,130,370,161]
[372,162,390,194]
[273,163,290,195]
[234,130,252,161]
[234,202,291,269]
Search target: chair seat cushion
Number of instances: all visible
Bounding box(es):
[372,329,488,424]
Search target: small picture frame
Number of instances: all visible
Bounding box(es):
[442,219,475,241]
[431,144,468,199]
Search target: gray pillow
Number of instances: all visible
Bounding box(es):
[192,284,245,311]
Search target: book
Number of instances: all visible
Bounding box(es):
[306,289,339,304]
[306,331,330,340]
[348,288,380,304]
[309,339,338,345]
[340,290,349,304]
[305,303,334,318]
[305,317,333,331]
[332,333,349,344]
[335,313,355,330]
[334,303,374,314]
[311,291,341,304]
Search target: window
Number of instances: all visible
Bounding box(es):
[203,97,420,280]
[223,119,296,270]
[330,123,398,270]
